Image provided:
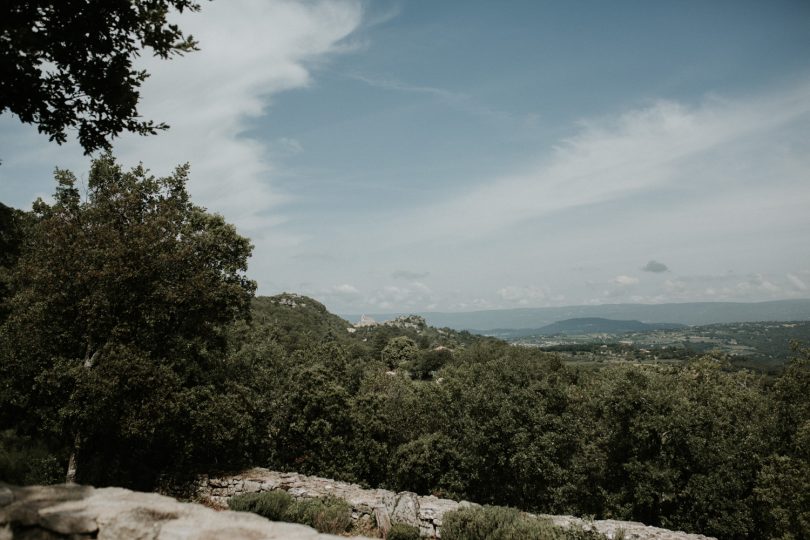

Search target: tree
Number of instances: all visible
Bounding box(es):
[0,153,256,487]
[1,1,201,155]
[0,203,31,321]
[381,336,418,370]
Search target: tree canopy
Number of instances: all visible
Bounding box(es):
[1,1,201,154]
[0,153,256,486]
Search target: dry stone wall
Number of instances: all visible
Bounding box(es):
[195,468,717,540]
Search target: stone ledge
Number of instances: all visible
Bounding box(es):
[0,482,360,540]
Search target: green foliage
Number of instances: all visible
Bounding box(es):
[231,491,352,535]
[387,523,420,540]
[441,505,581,540]
[268,361,355,480]
[754,454,810,540]
[0,154,256,488]
[0,430,63,485]
[569,358,772,538]
[251,294,356,354]
[286,496,353,535]
[410,347,453,380]
[382,336,419,370]
[228,490,294,522]
[388,433,464,497]
[2,1,201,153]
[0,203,31,323]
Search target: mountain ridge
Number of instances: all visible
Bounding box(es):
[340,299,810,331]
[497,317,687,337]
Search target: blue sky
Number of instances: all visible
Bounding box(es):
[2,0,809,313]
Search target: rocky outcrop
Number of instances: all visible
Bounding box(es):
[355,315,378,327]
[195,469,716,540]
[0,482,358,539]
[383,315,427,331]
[270,292,309,309]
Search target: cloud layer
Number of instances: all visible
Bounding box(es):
[115,0,364,237]
[293,81,810,311]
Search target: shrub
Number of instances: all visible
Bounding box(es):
[285,496,353,535]
[441,505,607,540]
[0,430,63,485]
[388,522,420,540]
[229,491,353,536]
[227,490,294,521]
[388,433,464,497]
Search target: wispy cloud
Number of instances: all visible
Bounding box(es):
[392,269,430,280]
[497,285,548,305]
[347,72,516,124]
[378,81,810,242]
[112,0,364,239]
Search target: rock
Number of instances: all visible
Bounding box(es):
[390,492,420,528]
[0,482,362,540]
[355,315,378,327]
[38,509,98,535]
[0,489,12,508]
[373,506,391,538]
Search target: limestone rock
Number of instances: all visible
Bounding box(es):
[0,482,360,540]
[373,506,391,538]
[390,492,420,528]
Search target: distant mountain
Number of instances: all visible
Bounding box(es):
[528,317,686,336]
[341,299,810,332]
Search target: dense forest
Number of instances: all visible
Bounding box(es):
[1,156,808,540]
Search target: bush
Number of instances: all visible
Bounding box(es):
[285,496,353,535]
[388,522,420,540]
[228,490,294,521]
[229,491,352,535]
[388,433,464,497]
[0,430,63,485]
[441,505,605,540]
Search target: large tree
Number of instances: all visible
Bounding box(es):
[1,1,201,154]
[0,153,256,487]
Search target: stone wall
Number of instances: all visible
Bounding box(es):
[0,482,358,539]
[194,468,717,540]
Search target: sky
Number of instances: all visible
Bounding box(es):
[1,0,809,314]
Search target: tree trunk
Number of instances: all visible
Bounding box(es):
[65,348,101,483]
[65,434,80,483]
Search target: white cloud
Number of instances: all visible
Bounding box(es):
[113,0,364,237]
[787,273,808,291]
[497,285,547,305]
[657,272,804,302]
[378,81,810,243]
[0,0,365,254]
[613,275,640,286]
[334,283,360,295]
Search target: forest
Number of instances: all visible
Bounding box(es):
[0,156,808,540]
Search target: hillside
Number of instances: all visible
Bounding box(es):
[511,317,686,336]
[251,293,492,358]
[252,293,354,352]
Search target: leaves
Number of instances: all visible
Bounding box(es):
[0,153,255,487]
[1,1,201,154]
